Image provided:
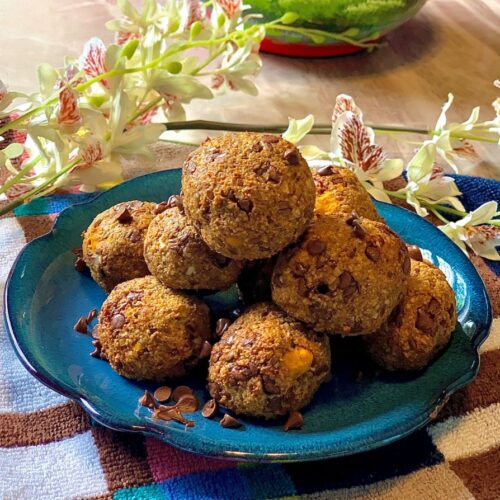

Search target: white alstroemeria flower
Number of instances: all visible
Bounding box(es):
[399,141,465,216]
[439,201,500,260]
[332,111,403,203]
[69,93,163,191]
[430,93,483,171]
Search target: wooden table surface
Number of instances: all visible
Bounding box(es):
[1,0,499,179]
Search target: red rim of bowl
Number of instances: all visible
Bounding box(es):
[260,37,373,58]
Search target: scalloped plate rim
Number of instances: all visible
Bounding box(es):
[3,169,492,462]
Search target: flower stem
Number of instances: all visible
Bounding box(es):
[0,158,80,216]
[268,24,381,49]
[384,190,500,226]
[0,155,42,195]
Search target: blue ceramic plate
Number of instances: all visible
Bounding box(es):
[4,169,492,462]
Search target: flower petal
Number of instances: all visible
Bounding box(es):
[283,115,314,145]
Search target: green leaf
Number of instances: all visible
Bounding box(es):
[217,13,226,28]
[119,38,139,60]
[281,12,300,25]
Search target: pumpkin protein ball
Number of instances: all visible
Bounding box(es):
[208,303,331,419]
[364,259,457,371]
[182,132,316,260]
[312,165,382,221]
[144,197,245,291]
[272,212,410,335]
[82,200,156,292]
[97,275,210,381]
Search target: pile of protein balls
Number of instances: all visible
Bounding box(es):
[79,132,457,424]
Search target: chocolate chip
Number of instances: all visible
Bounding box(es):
[284,411,304,431]
[343,281,358,299]
[74,257,87,273]
[284,148,300,165]
[252,142,263,152]
[215,318,232,337]
[128,230,141,243]
[139,390,157,409]
[297,278,309,297]
[169,233,190,255]
[199,341,212,359]
[338,271,354,289]
[352,220,365,239]
[115,207,132,223]
[416,308,434,334]
[346,210,361,226]
[220,414,242,429]
[306,239,326,256]
[230,366,253,382]
[91,325,100,339]
[110,313,125,329]
[402,255,411,275]
[317,165,334,176]
[172,385,193,403]
[201,399,218,418]
[261,134,279,144]
[365,245,380,262]
[267,166,281,183]
[86,309,97,324]
[90,339,104,359]
[74,316,88,334]
[262,375,280,395]
[154,386,172,403]
[153,201,169,214]
[167,195,184,213]
[176,393,199,413]
[185,160,196,174]
[154,406,195,426]
[237,198,253,214]
[278,201,291,212]
[407,245,423,262]
[225,188,237,202]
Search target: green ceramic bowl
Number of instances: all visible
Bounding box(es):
[248,0,428,57]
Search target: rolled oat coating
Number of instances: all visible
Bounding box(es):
[98,276,210,381]
[181,133,316,260]
[144,203,244,290]
[208,303,331,419]
[272,212,410,335]
[82,201,156,292]
[312,165,383,221]
[364,260,457,371]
